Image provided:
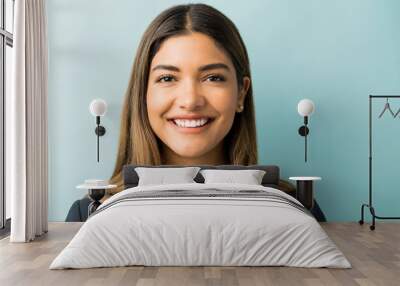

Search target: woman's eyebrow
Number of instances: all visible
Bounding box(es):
[151,65,180,72]
[198,63,230,72]
[151,63,230,72]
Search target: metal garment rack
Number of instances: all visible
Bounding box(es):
[359,95,400,230]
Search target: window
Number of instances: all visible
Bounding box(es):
[0,0,14,236]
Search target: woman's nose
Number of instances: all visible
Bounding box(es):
[176,79,205,111]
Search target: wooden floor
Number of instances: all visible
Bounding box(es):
[0,222,399,286]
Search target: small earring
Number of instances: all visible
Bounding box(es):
[237,104,244,112]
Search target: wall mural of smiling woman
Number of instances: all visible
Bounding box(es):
[108,3,257,194]
[65,3,327,222]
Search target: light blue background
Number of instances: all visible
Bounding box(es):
[47,0,400,221]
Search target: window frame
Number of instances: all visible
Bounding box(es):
[0,0,14,236]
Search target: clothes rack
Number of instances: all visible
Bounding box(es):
[359,95,400,230]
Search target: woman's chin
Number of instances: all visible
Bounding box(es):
[166,144,214,161]
[173,149,210,159]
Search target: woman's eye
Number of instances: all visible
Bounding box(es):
[206,75,226,82]
[157,75,175,83]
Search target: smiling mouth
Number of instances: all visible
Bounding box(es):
[168,118,214,129]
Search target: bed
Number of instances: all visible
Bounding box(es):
[49,165,351,269]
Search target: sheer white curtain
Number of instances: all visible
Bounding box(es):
[9,0,48,242]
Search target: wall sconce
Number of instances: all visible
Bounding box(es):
[89,99,107,162]
[297,99,315,162]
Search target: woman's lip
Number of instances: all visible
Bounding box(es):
[167,118,213,134]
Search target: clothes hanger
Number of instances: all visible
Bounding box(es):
[378,98,395,118]
[394,106,400,118]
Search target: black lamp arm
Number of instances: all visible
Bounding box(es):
[297,116,310,162]
[94,116,106,162]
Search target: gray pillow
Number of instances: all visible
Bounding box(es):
[200,169,266,185]
[123,165,280,189]
[135,167,201,186]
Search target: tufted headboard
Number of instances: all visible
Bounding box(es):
[122,165,293,194]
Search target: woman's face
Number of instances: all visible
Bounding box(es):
[146,32,250,164]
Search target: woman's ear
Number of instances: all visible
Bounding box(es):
[236,76,251,112]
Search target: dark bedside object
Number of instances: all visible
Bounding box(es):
[75,180,116,218]
[87,189,106,216]
[289,177,322,210]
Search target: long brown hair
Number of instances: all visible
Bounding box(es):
[109,3,258,194]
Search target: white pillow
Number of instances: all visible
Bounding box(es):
[200,169,266,185]
[135,167,201,186]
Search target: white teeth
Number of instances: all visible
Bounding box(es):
[173,118,209,128]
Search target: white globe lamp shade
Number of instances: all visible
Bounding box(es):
[89,99,107,117]
[297,99,315,117]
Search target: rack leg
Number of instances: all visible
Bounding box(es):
[369,206,376,231]
[359,204,368,225]
[359,202,400,230]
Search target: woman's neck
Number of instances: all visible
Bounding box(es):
[161,142,228,166]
